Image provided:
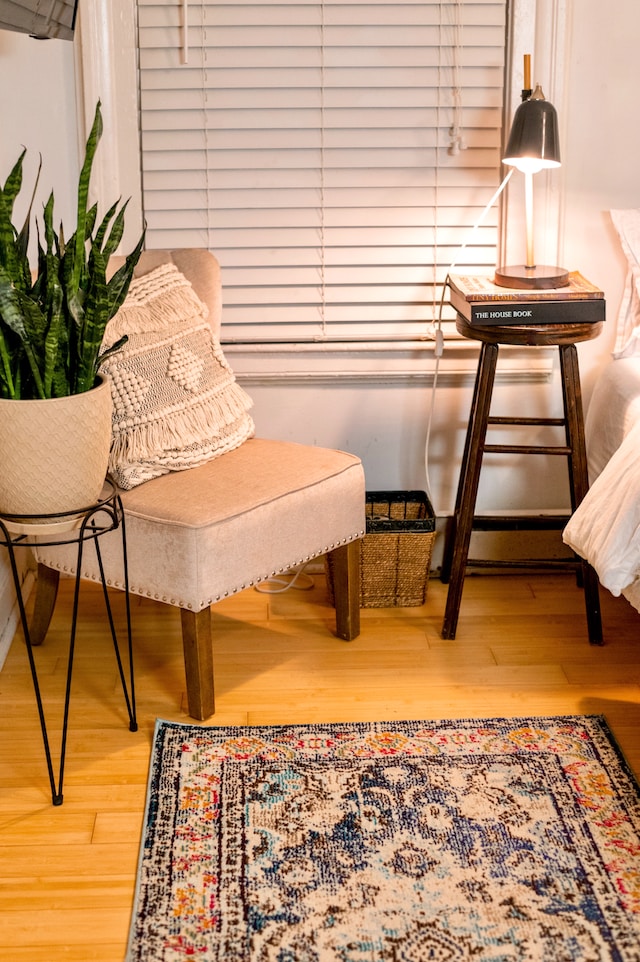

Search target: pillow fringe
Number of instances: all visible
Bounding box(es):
[109,383,254,464]
[110,418,255,488]
[110,418,255,489]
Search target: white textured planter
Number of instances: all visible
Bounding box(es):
[0,376,113,524]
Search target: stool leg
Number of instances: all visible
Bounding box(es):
[442,342,499,639]
[559,344,603,645]
[441,345,489,585]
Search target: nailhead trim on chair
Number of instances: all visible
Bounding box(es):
[51,529,365,612]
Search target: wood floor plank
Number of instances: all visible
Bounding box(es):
[0,811,96,847]
[0,877,134,912]
[0,843,138,878]
[1,907,131,948]
[9,946,129,962]
[1,571,639,961]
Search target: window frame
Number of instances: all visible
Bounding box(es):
[74,0,568,383]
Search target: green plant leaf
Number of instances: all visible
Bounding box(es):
[69,102,103,301]
[73,246,110,393]
[0,99,144,399]
[0,268,47,398]
[97,333,128,367]
[0,152,24,256]
[0,150,35,292]
[0,325,18,398]
[105,229,146,316]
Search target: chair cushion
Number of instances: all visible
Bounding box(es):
[35,438,366,611]
[100,263,254,489]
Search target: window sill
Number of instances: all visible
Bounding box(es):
[223,339,555,386]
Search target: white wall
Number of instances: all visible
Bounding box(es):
[1,2,639,641]
[559,1,640,395]
[0,30,78,660]
[0,31,79,238]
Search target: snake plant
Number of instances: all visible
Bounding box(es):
[0,101,144,400]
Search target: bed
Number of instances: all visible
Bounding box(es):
[563,209,640,611]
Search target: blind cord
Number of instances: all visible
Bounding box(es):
[448,0,466,156]
[319,2,327,335]
[202,0,213,253]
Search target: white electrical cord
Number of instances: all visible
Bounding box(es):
[422,168,514,511]
[255,563,315,594]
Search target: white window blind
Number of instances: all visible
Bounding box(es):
[137,0,507,346]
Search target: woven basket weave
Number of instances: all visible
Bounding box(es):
[326,490,436,608]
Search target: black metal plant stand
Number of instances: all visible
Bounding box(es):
[0,480,137,806]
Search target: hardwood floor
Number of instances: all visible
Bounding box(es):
[1,570,639,960]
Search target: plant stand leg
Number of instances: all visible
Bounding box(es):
[0,491,137,805]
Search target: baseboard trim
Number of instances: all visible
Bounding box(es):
[0,567,35,671]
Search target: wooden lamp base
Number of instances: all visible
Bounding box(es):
[494,264,570,290]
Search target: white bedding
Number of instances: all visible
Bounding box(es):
[563,209,640,611]
[563,417,640,611]
[585,356,640,482]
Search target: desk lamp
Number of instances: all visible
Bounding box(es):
[495,55,568,290]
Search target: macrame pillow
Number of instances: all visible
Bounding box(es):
[99,262,255,490]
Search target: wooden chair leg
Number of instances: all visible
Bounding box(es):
[29,563,61,646]
[328,540,361,641]
[180,606,215,720]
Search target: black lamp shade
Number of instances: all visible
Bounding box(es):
[503,96,561,170]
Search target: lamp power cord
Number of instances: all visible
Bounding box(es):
[422,168,514,512]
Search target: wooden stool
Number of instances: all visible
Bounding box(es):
[440,316,604,644]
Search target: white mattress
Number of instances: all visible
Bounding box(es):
[564,356,640,610]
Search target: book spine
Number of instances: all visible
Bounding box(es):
[458,298,605,325]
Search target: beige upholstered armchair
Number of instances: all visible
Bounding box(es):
[32,249,365,719]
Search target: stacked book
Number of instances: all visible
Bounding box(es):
[447,272,605,326]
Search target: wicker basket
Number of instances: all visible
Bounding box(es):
[326,490,436,607]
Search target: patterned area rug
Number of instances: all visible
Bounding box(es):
[126,716,640,961]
